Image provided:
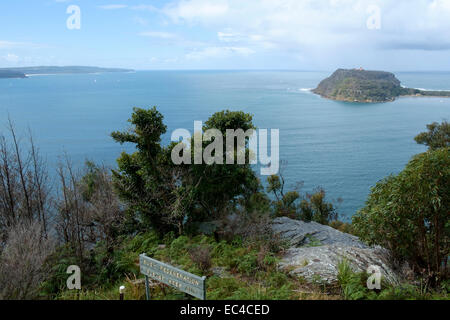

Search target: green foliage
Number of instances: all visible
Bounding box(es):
[267,174,338,224]
[299,188,338,224]
[329,220,355,235]
[207,273,293,300]
[112,107,179,234]
[41,246,81,297]
[187,109,260,220]
[336,260,443,300]
[337,260,374,300]
[267,174,300,218]
[353,148,450,282]
[112,107,262,235]
[414,120,450,150]
[79,161,101,201]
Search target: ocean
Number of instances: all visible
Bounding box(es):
[0,70,449,220]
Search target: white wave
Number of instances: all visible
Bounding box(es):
[25,73,60,77]
[414,87,450,92]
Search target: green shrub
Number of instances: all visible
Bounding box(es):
[353,148,449,283]
[337,260,370,300]
[237,252,259,276]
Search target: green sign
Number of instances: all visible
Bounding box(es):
[139,254,207,300]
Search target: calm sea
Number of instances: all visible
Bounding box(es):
[0,70,449,220]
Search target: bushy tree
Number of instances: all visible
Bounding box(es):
[414,120,449,150]
[112,107,261,235]
[352,148,449,282]
[111,107,188,235]
[188,110,260,219]
[267,174,338,224]
[267,174,300,218]
[299,187,339,225]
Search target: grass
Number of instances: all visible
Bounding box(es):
[336,259,449,300]
[53,232,449,301]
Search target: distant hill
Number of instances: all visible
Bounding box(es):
[0,69,27,79]
[313,69,450,103]
[0,66,134,79]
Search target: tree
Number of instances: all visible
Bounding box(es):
[187,110,260,220]
[352,148,449,283]
[0,221,54,300]
[111,108,262,235]
[299,187,339,225]
[111,107,185,235]
[266,170,338,224]
[267,174,300,219]
[414,120,450,150]
[0,121,51,243]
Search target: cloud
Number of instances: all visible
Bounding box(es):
[218,31,245,43]
[139,31,178,39]
[4,53,19,63]
[0,41,46,49]
[381,40,450,51]
[98,4,128,10]
[131,5,159,12]
[0,41,28,49]
[133,16,149,26]
[186,46,255,60]
[160,0,450,54]
[164,0,229,23]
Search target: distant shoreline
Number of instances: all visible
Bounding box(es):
[0,66,134,79]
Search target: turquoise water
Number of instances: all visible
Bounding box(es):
[0,71,449,220]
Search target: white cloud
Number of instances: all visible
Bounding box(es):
[139,31,177,39]
[133,16,149,26]
[0,41,46,49]
[161,0,450,53]
[186,46,255,60]
[0,41,27,49]
[164,0,229,23]
[131,5,159,12]
[98,4,128,10]
[218,31,244,42]
[3,53,19,63]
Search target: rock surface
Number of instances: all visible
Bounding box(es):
[273,217,367,248]
[273,217,400,284]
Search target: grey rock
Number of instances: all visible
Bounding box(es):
[278,245,399,284]
[273,217,367,248]
[273,217,400,284]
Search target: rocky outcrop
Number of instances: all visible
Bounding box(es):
[273,217,400,284]
[273,217,367,248]
[312,68,450,103]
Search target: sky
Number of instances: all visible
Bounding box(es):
[1,0,450,71]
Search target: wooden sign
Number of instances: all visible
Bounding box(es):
[139,254,207,300]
